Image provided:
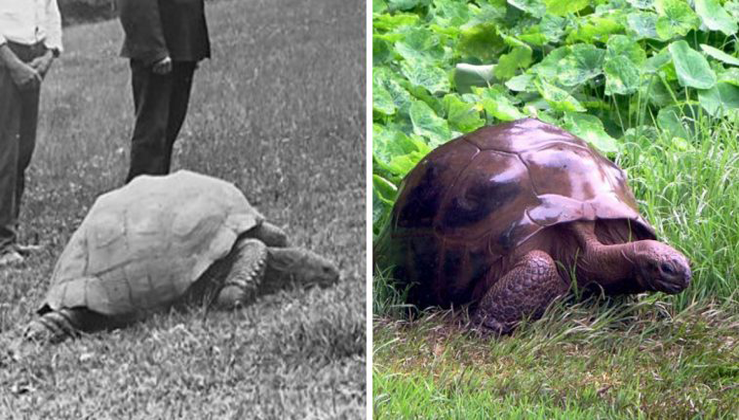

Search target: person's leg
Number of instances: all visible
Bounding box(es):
[125,60,174,183]
[162,62,196,173]
[0,63,23,258]
[15,84,40,221]
[11,84,43,255]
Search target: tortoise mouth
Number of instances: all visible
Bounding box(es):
[652,273,691,294]
[654,280,687,294]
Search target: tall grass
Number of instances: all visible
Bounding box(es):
[622,117,739,307]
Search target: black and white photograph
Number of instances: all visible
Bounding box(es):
[0,0,366,417]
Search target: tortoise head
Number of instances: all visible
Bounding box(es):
[632,240,692,294]
[268,248,340,288]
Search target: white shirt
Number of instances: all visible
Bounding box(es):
[0,0,63,52]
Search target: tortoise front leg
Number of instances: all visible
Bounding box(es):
[215,238,268,309]
[473,250,569,335]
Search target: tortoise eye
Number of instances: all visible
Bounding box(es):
[660,262,675,275]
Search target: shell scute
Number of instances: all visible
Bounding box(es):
[435,150,538,242]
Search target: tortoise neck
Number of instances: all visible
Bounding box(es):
[569,222,643,291]
[259,248,301,294]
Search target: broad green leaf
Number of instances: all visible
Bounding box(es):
[544,0,589,16]
[458,24,506,61]
[626,11,660,40]
[388,0,429,11]
[409,100,452,146]
[495,46,533,81]
[656,106,689,139]
[373,125,407,167]
[604,35,645,95]
[694,0,738,35]
[532,46,570,81]
[502,34,530,50]
[563,113,619,153]
[400,61,451,94]
[373,38,392,66]
[604,59,642,95]
[656,103,701,138]
[506,73,536,92]
[508,0,546,18]
[557,44,606,87]
[655,0,701,40]
[519,32,549,46]
[726,0,739,20]
[373,13,420,32]
[394,28,444,63]
[606,35,647,65]
[644,49,672,73]
[454,63,497,94]
[373,82,397,116]
[374,125,431,176]
[373,175,397,202]
[698,82,739,117]
[373,175,396,226]
[375,69,414,117]
[475,87,526,121]
[373,0,388,14]
[535,79,586,112]
[465,2,507,28]
[668,40,717,89]
[430,0,472,27]
[566,16,624,43]
[443,94,486,132]
[718,68,739,86]
[700,44,739,67]
[539,15,568,44]
[627,0,655,9]
[644,75,678,107]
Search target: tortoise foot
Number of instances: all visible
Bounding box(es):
[472,312,515,336]
[215,238,268,309]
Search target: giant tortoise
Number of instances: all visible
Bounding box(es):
[375,118,691,334]
[26,170,339,342]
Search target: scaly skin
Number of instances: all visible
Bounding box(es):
[473,251,568,335]
[216,238,269,308]
[474,221,691,335]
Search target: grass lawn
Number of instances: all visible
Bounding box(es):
[0,0,366,417]
[373,119,739,419]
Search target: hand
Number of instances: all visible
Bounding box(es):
[28,50,54,78]
[8,61,42,90]
[152,56,172,75]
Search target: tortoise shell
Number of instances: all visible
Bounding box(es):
[41,170,263,321]
[381,118,656,306]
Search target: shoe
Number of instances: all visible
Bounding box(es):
[13,243,43,256]
[0,249,24,267]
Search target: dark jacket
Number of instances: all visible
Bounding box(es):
[117,0,210,66]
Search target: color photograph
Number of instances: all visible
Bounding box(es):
[372,0,739,418]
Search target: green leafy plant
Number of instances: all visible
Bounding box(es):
[373,0,739,238]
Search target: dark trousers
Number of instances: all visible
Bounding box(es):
[0,42,45,251]
[126,60,197,183]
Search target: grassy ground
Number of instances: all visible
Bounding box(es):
[0,0,365,417]
[373,119,739,418]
